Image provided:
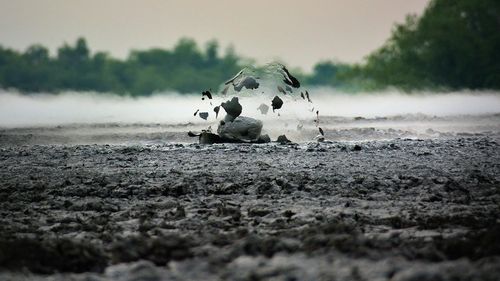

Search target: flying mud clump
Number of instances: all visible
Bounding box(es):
[188,62,322,144]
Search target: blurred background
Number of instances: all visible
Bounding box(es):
[1,0,499,95]
[0,0,499,138]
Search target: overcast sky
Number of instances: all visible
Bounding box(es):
[0,0,429,71]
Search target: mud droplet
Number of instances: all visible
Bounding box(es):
[257,103,269,115]
[199,112,209,120]
[221,97,242,120]
[282,66,301,88]
[277,86,286,95]
[271,96,283,112]
[202,90,213,100]
[214,106,220,119]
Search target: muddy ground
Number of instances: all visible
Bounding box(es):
[0,125,499,280]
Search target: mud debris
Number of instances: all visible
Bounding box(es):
[276,134,291,143]
[277,85,287,95]
[233,76,260,91]
[0,136,499,280]
[281,66,301,88]
[271,96,284,112]
[198,112,209,120]
[221,97,242,120]
[306,90,312,103]
[257,103,269,115]
[201,90,212,100]
[213,106,220,118]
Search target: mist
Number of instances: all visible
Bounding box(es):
[1,89,499,128]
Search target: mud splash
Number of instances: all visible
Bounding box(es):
[189,63,324,143]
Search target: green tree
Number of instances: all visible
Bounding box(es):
[363,0,500,90]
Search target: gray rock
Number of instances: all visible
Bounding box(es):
[276,135,291,144]
[217,116,263,142]
[105,260,164,281]
[221,97,242,121]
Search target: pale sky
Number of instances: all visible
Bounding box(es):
[0,0,430,71]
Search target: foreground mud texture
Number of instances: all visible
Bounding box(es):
[1,137,499,280]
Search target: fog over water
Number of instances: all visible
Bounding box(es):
[1,89,499,127]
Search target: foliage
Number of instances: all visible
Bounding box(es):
[361,0,500,91]
[0,0,499,94]
[0,38,242,95]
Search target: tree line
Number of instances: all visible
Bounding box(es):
[305,0,500,91]
[0,38,245,95]
[0,0,498,95]
[358,0,500,91]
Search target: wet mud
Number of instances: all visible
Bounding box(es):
[0,134,499,280]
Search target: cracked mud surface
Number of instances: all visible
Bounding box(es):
[0,136,499,280]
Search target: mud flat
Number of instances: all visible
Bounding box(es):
[0,133,499,280]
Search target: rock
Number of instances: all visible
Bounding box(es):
[276,135,291,144]
[352,144,362,151]
[221,97,242,121]
[256,134,271,143]
[217,116,263,142]
[199,132,221,144]
[272,96,284,112]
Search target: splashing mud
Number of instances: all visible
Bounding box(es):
[1,85,500,145]
[190,63,329,143]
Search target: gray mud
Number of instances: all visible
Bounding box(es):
[1,131,499,280]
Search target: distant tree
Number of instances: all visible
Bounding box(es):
[3,3,498,97]
[307,61,343,85]
[363,0,500,90]
[57,37,90,66]
[25,45,49,65]
[0,37,246,95]
[205,39,219,67]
